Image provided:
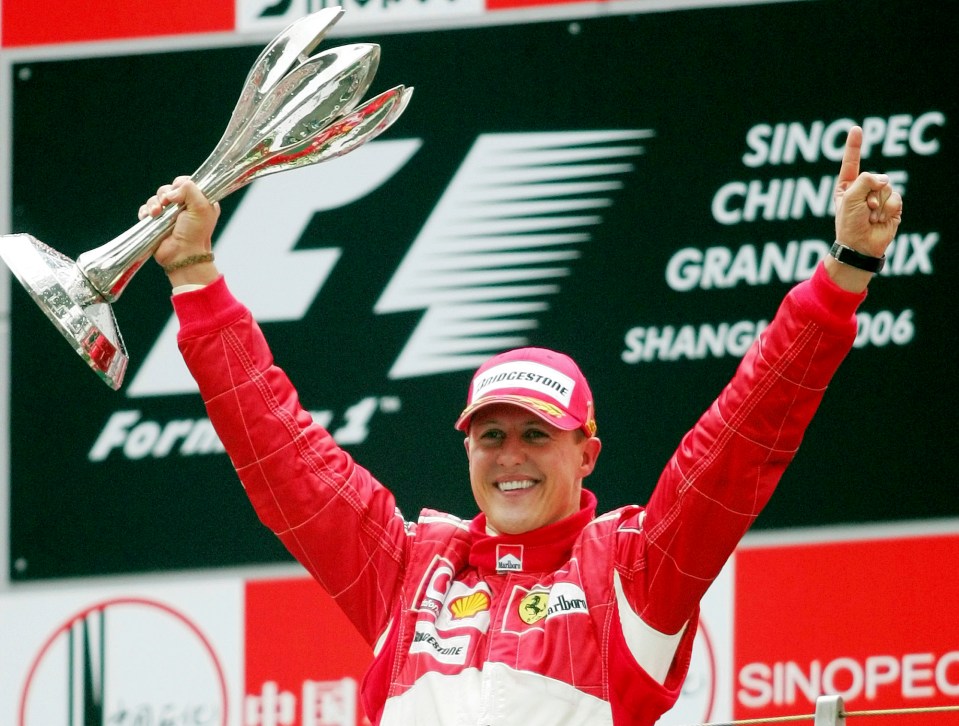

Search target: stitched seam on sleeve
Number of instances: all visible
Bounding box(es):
[220,328,405,578]
[646,322,819,547]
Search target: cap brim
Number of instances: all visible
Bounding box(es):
[454,394,582,433]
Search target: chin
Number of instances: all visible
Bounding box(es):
[493,518,537,536]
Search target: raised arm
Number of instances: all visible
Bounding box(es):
[143,178,410,645]
[616,126,902,637]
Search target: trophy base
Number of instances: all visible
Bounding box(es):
[0,234,128,390]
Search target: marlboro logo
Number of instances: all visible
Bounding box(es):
[496,544,524,572]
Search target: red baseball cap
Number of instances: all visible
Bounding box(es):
[454,347,597,437]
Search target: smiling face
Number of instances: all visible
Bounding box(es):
[464,403,602,535]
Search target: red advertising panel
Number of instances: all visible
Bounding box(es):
[1,0,234,47]
[734,534,959,724]
[245,577,374,725]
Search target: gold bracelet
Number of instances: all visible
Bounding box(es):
[162,253,215,274]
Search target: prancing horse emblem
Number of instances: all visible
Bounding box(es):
[519,591,549,625]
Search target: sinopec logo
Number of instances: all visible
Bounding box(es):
[18,598,228,726]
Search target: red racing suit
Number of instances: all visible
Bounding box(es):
[173,262,864,725]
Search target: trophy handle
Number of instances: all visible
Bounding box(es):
[75,203,180,301]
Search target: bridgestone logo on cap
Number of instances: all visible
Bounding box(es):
[472,361,575,407]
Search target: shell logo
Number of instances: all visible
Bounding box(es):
[449,591,491,620]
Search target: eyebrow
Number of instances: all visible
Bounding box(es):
[475,417,545,428]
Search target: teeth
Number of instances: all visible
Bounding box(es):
[498,480,535,492]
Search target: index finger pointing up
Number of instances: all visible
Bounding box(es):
[838,125,863,186]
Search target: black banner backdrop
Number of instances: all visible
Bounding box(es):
[7,0,957,580]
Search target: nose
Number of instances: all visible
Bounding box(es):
[496,434,527,466]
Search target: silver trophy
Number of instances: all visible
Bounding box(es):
[0,7,412,390]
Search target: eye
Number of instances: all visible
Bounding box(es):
[478,428,505,441]
[523,428,549,442]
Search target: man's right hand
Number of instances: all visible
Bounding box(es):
[141,177,221,288]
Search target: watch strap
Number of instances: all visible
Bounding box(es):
[829,241,885,273]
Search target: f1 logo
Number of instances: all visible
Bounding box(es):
[128,130,650,398]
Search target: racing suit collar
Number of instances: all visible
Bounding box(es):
[468,489,598,574]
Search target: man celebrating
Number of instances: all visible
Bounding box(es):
[143,126,901,724]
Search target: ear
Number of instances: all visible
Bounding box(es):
[579,436,602,478]
[463,436,471,459]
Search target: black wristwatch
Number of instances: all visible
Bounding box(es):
[828,241,885,274]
